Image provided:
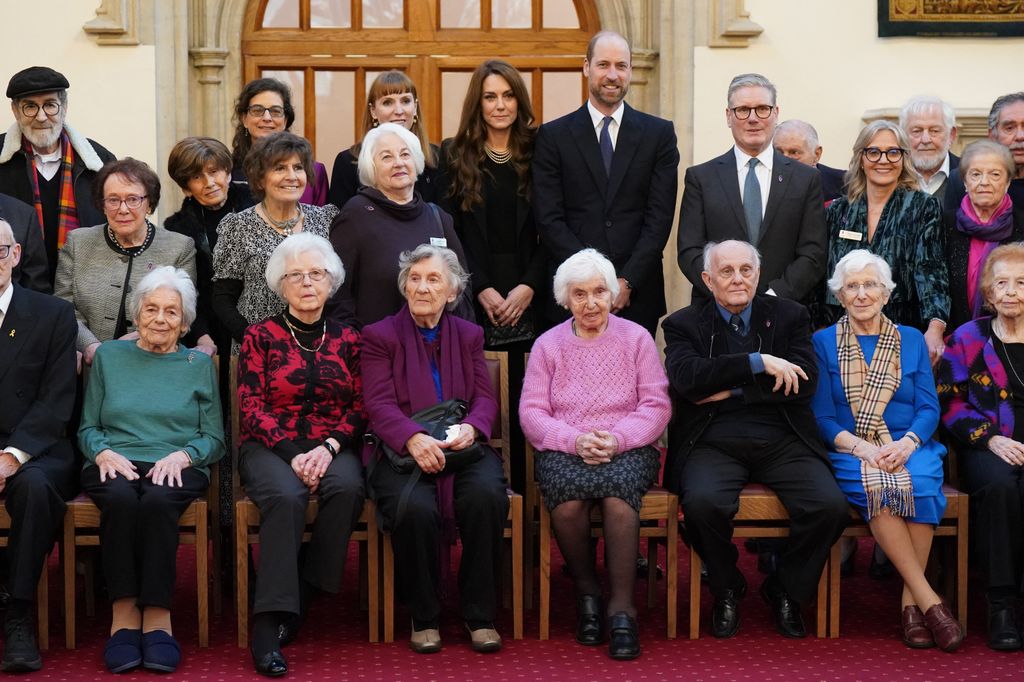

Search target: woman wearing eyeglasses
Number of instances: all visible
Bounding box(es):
[230,78,329,206]
[823,120,949,365]
[54,158,212,367]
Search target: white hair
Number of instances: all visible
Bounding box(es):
[702,240,761,274]
[357,122,426,188]
[397,244,469,310]
[265,232,345,299]
[827,249,896,297]
[130,266,197,331]
[775,119,819,149]
[898,95,956,132]
[552,248,620,307]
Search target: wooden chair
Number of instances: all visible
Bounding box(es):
[62,358,222,650]
[380,350,524,642]
[530,442,679,640]
[688,484,829,639]
[0,507,50,650]
[230,356,380,647]
[827,483,968,637]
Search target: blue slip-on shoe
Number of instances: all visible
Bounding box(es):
[104,628,142,673]
[141,630,181,673]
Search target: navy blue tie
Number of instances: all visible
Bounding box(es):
[743,157,762,244]
[729,314,744,335]
[599,116,614,177]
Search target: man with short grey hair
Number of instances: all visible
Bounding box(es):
[772,119,844,202]
[0,66,114,286]
[898,95,960,201]
[678,73,826,304]
[946,91,1024,211]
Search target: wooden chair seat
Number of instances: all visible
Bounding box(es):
[827,483,968,637]
[0,506,49,650]
[688,484,828,639]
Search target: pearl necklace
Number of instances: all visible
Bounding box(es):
[484,144,512,164]
[283,314,326,353]
[261,201,303,236]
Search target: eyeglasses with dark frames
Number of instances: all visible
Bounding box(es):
[247,105,286,119]
[19,100,61,118]
[729,105,774,120]
[862,147,906,163]
[0,244,13,259]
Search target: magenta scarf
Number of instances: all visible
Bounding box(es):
[960,194,1015,319]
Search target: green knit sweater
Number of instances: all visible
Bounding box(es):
[78,341,225,478]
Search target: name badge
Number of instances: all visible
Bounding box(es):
[430,237,447,247]
[838,229,862,242]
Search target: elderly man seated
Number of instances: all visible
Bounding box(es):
[662,239,847,640]
[0,218,77,671]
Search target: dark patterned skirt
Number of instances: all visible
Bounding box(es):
[534,446,661,512]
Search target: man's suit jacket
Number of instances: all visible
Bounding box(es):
[0,284,76,457]
[677,149,826,302]
[660,295,825,494]
[0,193,49,293]
[532,103,679,333]
[929,151,961,204]
[817,163,845,203]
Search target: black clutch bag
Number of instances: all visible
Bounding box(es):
[369,399,483,474]
[483,308,535,347]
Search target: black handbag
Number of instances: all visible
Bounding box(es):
[483,308,535,347]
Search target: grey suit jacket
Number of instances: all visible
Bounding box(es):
[53,224,197,351]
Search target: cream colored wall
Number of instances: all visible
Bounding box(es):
[692,0,1024,169]
[1,2,157,188]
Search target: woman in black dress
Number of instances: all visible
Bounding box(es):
[439,59,547,491]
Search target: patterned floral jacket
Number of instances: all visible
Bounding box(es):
[936,317,1014,448]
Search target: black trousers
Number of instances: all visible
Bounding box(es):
[960,447,1024,594]
[4,441,76,601]
[239,442,365,615]
[677,433,848,605]
[370,454,508,624]
[81,462,208,609]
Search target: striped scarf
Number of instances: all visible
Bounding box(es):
[23,130,79,248]
[837,314,915,519]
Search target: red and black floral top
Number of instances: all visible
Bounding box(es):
[239,312,366,460]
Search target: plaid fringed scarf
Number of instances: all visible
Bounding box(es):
[23,130,79,248]
[837,314,916,519]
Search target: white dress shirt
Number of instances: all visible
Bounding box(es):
[734,145,774,217]
[587,100,625,149]
[921,153,952,196]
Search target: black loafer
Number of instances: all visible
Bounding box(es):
[760,579,806,638]
[608,612,640,660]
[988,602,1022,651]
[575,594,605,645]
[711,582,746,639]
[251,643,288,677]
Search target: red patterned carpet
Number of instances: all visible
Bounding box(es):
[27,539,1021,681]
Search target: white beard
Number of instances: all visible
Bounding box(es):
[20,122,62,152]
[911,148,947,174]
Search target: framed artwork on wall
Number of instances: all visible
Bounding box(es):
[878,0,1024,37]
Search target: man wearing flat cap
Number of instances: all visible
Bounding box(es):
[0,66,114,286]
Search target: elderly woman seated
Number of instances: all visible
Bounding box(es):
[238,233,366,676]
[519,248,671,660]
[939,242,1024,651]
[78,267,225,674]
[810,250,960,652]
[361,245,508,654]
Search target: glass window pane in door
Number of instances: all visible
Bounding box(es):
[315,71,355,181]
[262,0,299,28]
[542,0,579,28]
[261,70,305,137]
[363,0,403,28]
[441,72,473,140]
[311,0,351,28]
[440,0,481,28]
[542,71,582,123]
[492,0,531,28]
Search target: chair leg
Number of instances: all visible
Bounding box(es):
[815,556,827,638]
[828,539,842,638]
[538,503,551,640]
[382,534,394,644]
[36,553,48,651]
[688,546,701,640]
[366,506,379,644]
[62,514,76,650]
[235,503,249,648]
[196,503,209,648]
[666,502,678,640]
[511,495,523,640]
[211,510,222,617]
[523,504,535,611]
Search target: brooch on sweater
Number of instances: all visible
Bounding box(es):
[187,351,196,364]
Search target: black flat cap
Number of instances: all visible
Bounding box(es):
[6,66,70,99]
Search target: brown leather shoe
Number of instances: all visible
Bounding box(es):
[924,603,963,652]
[409,621,442,654]
[465,624,502,653]
[901,605,935,649]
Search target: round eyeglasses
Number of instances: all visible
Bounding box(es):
[282,269,328,285]
[19,100,61,118]
[862,147,906,163]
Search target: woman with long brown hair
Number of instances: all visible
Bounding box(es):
[327,70,439,208]
[439,59,547,491]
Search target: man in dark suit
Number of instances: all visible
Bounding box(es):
[663,240,847,640]
[0,193,48,293]
[772,119,845,203]
[945,91,1024,212]
[899,96,960,204]
[0,218,77,671]
[533,31,679,336]
[677,73,825,304]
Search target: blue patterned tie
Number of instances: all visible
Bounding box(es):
[729,314,744,335]
[600,116,614,177]
[743,157,762,244]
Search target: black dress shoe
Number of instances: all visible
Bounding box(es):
[1,615,41,672]
[251,644,288,677]
[575,594,605,645]
[607,612,640,660]
[760,580,806,638]
[711,582,746,639]
[988,602,1022,651]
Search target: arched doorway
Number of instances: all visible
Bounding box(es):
[241,0,601,180]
